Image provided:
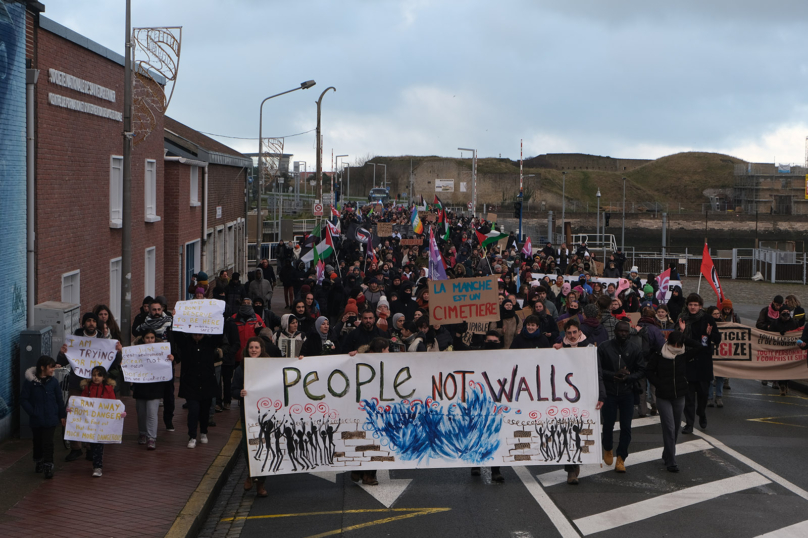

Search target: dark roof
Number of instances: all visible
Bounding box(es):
[164,117,247,159]
[164,117,252,168]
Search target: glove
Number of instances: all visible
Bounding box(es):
[120,411,127,418]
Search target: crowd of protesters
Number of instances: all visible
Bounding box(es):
[20,199,808,490]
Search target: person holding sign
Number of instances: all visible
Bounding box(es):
[20,356,66,479]
[132,329,175,450]
[71,366,124,477]
[173,332,224,449]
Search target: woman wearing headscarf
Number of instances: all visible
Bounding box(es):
[275,314,305,357]
[489,298,523,349]
[299,316,339,357]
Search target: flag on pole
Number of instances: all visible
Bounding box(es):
[522,236,532,257]
[331,206,340,218]
[311,220,322,238]
[301,226,335,262]
[429,227,448,280]
[475,228,508,249]
[433,195,444,209]
[410,206,423,234]
[700,243,725,304]
[419,195,427,211]
[316,260,325,284]
[326,220,340,237]
[656,267,672,303]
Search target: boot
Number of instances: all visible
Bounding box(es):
[362,471,378,486]
[470,467,481,476]
[256,480,268,497]
[567,470,579,485]
[603,450,613,466]
[44,463,54,479]
[715,397,724,408]
[723,378,731,390]
[64,449,83,462]
[615,456,626,473]
[491,467,504,483]
[780,384,788,396]
[349,471,362,482]
[35,459,43,473]
[244,477,253,491]
[707,399,715,408]
[650,404,658,416]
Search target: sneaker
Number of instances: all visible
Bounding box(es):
[147,438,156,450]
[138,434,147,445]
[667,465,680,473]
[716,398,724,408]
[187,438,197,449]
[215,405,224,413]
[222,403,231,410]
[165,421,175,432]
[723,379,731,389]
[707,399,715,408]
[64,449,83,462]
[199,434,209,444]
[35,460,43,473]
[44,463,54,479]
[615,456,626,473]
[208,418,217,427]
[92,468,102,478]
[603,450,614,466]
[681,425,694,434]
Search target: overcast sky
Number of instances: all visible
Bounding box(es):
[45,0,808,168]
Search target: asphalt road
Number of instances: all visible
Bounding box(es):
[200,378,808,538]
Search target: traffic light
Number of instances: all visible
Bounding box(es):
[513,201,522,218]
[605,212,611,227]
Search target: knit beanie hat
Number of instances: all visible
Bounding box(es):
[643,284,654,295]
[721,299,733,309]
[82,312,98,325]
[344,299,359,315]
[377,296,390,310]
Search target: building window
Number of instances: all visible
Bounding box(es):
[185,240,201,299]
[145,159,160,222]
[216,226,224,272]
[145,247,156,298]
[110,258,122,321]
[110,156,123,228]
[61,270,80,304]
[190,165,201,207]
[226,223,235,267]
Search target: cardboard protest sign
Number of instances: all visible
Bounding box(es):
[62,336,119,378]
[713,323,808,380]
[468,321,490,334]
[429,275,500,326]
[121,343,173,383]
[65,396,125,444]
[173,299,226,334]
[244,348,602,477]
[487,213,497,223]
[400,238,423,246]
[376,222,393,237]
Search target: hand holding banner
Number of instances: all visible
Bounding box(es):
[62,336,119,378]
[122,343,173,383]
[65,396,125,444]
[173,299,226,334]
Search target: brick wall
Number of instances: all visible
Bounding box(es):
[206,163,247,276]
[0,0,28,439]
[163,161,203,306]
[34,27,165,324]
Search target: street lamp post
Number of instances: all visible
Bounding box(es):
[458,147,477,215]
[336,154,348,206]
[596,187,601,257]
[315,86,336,216]
[257,80,316,249]
[378,164,387,189]
[561,171,566,244]
[298,161,306,196]
[621,177,626,251]
[366,162,376,188]
[518,174,535,242]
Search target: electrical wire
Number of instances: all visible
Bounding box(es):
[198,127,316,140]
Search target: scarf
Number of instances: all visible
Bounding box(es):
[679,308,704,340]
[314,316,329,343]
[639,316,659,327]
[661,343,686,360]
[582,317,600,329]
[768,304,780,320]
[563,332,587,347]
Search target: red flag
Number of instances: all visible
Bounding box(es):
[700,243,725,304]
[655,268,671,303]
[522,236,532,257]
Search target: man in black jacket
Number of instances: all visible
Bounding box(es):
[598,320,646,473]
[343,310,389,354]
[679,293,721,434]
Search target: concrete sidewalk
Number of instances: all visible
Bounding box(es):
[0,382,240,538]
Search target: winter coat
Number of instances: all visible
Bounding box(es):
[489,315,523,350]
[646,345,691,401]
[432,326,453,351]
[225,281,247,308]
[20,367,66,429]
[80,379,117,400]
[637,319,666,354]
[173,334,222,401]
[597,337,647,397]
[678,310,721,382]
[667,286,685,322]
[600,312,619,340]
[231,312,265,362]
[300,328,339,357]
[510,326,551,349]
[580,318,608,345]
[341,325,389,353]
[248,274,273,304]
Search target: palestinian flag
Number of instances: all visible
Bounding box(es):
[301,227,335,262]
[475,228,508,249]
[433,195,444,208]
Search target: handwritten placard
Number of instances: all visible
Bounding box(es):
[376,222,393,237]
[173,299,226,334]
[122,343,173,383]
[487,212,497,223]
[400,238,424,246]
[63,336,119,378]
[65,396,125,444]
[429,275,500,326]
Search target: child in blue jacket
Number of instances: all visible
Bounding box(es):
[20,356,66,479]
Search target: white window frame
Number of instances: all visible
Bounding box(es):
[110,156,123,228]
[190,165,201,207]
[144,247,156,298]
[226,222,235,268]
[184,239,201,295]
[144,159,160,222]
[215,226,225,273]
[110,258,122,321]
[61,270,80,305]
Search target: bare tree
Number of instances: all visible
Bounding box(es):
[353,153,375,167]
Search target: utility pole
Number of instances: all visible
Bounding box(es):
[315,86,336,206]
[621,177,626,251]
[120,0,133,346]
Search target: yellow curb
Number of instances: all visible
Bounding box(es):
[165,420,243,538]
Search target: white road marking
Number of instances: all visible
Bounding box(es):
[753,519,808,537]
[536,439,713,486]
[510,532,535,538]
[573,472,771,536]
[614,415,661,432]
[692,429,808,502]
[513,466,581,538]
[357,469,412,508]
[309,471,338,483]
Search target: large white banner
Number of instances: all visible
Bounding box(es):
[65,396,125,444]
[244,348,601,477]
[63,336,119,378]
[172,299,226,334]
[121,343,173,383]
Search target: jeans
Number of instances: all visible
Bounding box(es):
[210,365,222,417]
[136,398,160,439]
[684,380,710,427]
[163,375,175,427]
[656,396,685,467]
[88,443,104,468]
[187,399,212,439]
[708,377,724,399]
[32,426,56,464]
[221,365,235,406]
[638,378,656,415]
[602,392,635,460]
